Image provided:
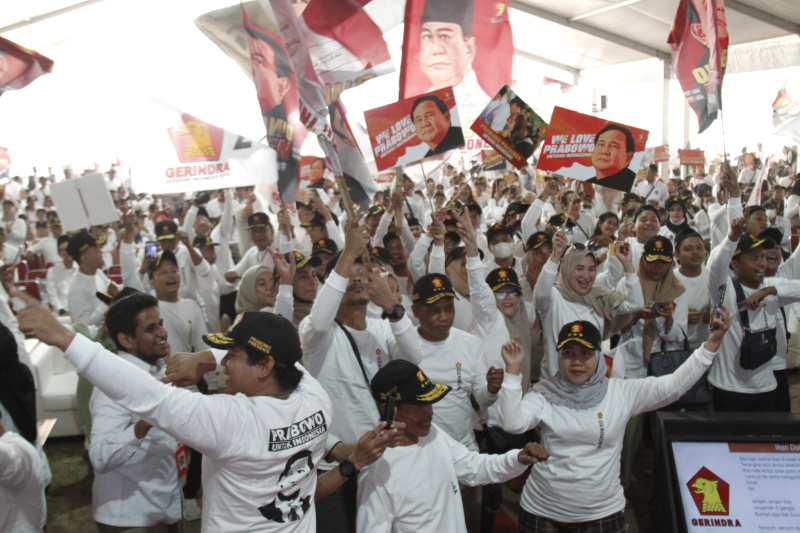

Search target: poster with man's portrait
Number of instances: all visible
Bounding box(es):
[537,107,649,193]
[471,85,547,169]
[364,87,464,171]
[399,0,513,140]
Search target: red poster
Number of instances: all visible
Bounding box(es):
[0,36,54,96]
[299,155,329,189]
[654,145,670,163]
[537,107,649,193]
[470,85,547,169]
[481,149,506,171]
[364,87,464,171]
[399,0,513,136]
[680,149,705,167]
[668,0,729,133]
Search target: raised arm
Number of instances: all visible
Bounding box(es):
[497,338,545,433]
[533,227,568,314]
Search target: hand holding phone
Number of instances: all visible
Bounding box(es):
[382,386,398,427]
[145,241,158,260]
[709,284,727,331]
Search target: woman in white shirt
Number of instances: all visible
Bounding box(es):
[233,254,294,322]
[497,312,730,532]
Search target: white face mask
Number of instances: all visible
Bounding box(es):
[491,242,514,259]
[766,209,777,220]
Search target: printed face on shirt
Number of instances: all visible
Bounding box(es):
[591,130,633,180]
[119,306,169,365]
[418,22,475,89]
[559,342,597,386]
[568,254,597,296]
[413,100,451,150]
[277,453,314,491]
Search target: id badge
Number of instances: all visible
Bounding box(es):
[175,444,189,477]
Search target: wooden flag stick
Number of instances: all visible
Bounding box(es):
[335,174,373,268]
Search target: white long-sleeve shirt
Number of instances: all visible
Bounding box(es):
[298,271,418,467]
[535,259,644,379]
[706,237,800,393]
[45,262,77,313]
[0,432,47,532]
[356,424,527,533]
[498,345,716,523]
[88,352,182,527]
[63,333,332,533]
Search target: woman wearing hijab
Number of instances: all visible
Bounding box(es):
[534,227,644,380]
[659,196,692,242]
[497,312,730,532]
[233,251,294,322]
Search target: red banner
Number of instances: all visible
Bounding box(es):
[537,107,649,193]
[668,0,729,133]
[364,87,464,171]
[399,0,513,137]
[0,36,54,96]
[0,146,9,173]
[679,149,705,167]
[470,85,547,169]
[654,144,670,163]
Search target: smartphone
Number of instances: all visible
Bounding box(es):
[145,241,158,260]
[651,302,670,312]
[709,284,727,330]
[383,386,398,427]
[618,243,630,255]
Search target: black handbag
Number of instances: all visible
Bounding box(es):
[731,278,777,371]
[648,337,711,407]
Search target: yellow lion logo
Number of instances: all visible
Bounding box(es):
[499,270,508,279]
[691,478,727,513]
[180,120,218,158]
[432,278,443,288]
[571,324,583,334]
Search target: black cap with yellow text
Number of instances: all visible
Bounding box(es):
[524,231,552,252]
[413,273,457,305]
[557,321,602,351]
[155,220,178,241]
[247,212,271,229]
[486,268,522,293]
[734,233,775,258]
[643,235,674,263]
[370,359,451,405]
[203,311,302,364]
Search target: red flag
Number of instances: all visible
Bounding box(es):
[0,36,54,96]
[399,0,513,136]
[668,0,729,133]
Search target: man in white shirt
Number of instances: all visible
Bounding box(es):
[1,200,27,249]
[67,230,120,326]
[634,164,669,208]
[0,417,47,533]
[28,218,64,265]
[225,212,276,284]
[357,359,548,533]
[154,220,205,314]
[17,296,333,533]
[45,235,77,316]
[88,293,182,532]
[673,229,711,352]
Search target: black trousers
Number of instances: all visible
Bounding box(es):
[712,387,776,413]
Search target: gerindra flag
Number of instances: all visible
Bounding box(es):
[400,0,513,137]
[0,36,54,96]
[668,0,729,134]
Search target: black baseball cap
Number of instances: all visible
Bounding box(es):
[370,245,394,266]
[203,311,302,364]
[155,220,178,241]
[524,231,552,252]
[674,228,703,250]
[486,223,514,243]
[404,212,421,228]
[633,205,659,221]
[557,321,602,351]
[290,251,322,270]
[96,286,140,306]
[367,204,385,217]
[311,238,338,256]
[466,202,483,216]
[547,214,575,229]
[413,274,457,305]
[504,201,530,218]
[66,230,97,261]
[443,231,461,246]
[734,233,775,258]
[149,250,179,274]
[665,196,685,212]
[616,192,642,205]
[247,212,271,229]
[486,267,522,293]
[445,246,484,268]
[370,359,451,405]
[193,235,218,248]
[300,212,326,228]
[757,227,783,246]
[642,235,674,263]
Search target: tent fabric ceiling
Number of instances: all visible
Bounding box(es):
[0,0,797,82]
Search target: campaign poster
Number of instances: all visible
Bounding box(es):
[130,110,272,194]
[654,145,670,163]
[0,36,54,96]
[299,155,329,189]
[399,0,513,140]
[668,0,729,133]
[680,149,705,169]
[481,149,507,171]
[537,107,650,193]
[471,85,547,169]
[636,148,655,180]
[364,87,464,171]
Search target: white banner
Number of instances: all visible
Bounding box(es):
[129,104,275,195]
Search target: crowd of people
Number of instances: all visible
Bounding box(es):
[0,145,798,532]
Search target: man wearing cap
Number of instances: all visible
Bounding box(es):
[153,220,207,314]
[225,212,276,284]
[357,359,548,533]
[288,251,321,327]
[27,218,63,265]
[364,205,386,240]
[483,223,524,281]
[66,230,125,326]
[673,229,711,353]
[763,200,791,253]
[299,220,418,533]
[416,0,490,123]
[45,235,77,317]
[633,164,669,207]
[85,293,183,532]
[396,273,504,531]
[17,294,335,531]
[707,217,800,412]
[311,239,337,283]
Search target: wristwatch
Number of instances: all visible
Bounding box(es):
[382,304,406,320]
[338,458,359,479]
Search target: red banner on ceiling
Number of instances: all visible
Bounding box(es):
[0,36,54,96]
[668,0,729,134]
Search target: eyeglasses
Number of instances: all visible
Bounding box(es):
[495,291,521,299]
[570,242,600,252]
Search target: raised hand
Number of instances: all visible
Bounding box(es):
[500,336,525,375]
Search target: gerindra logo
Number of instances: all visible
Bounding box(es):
[168,114,223,163]
[688,467,729,515]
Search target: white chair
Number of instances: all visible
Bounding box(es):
[28,339,83,437]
